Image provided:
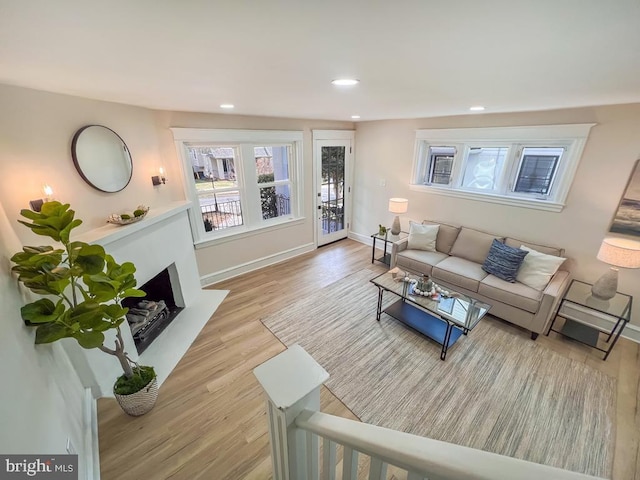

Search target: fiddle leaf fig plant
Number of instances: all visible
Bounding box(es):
[11,201,148,381]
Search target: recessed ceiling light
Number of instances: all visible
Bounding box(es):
[469,106,485,111]
[351,115,361,119]
[220,104,234,109]
[331,78,359,86]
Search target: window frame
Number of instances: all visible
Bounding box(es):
[171,128,304,247]
[410,124,595,212]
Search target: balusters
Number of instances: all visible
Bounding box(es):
[306,431,319,480]
[322,439,337,480]
[368,457,388,480]
[342,445,359,480]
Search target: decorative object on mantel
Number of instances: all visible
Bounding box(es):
[609,158,640,237]
[591,237,640,300]
[388,197,408,235]
[107,205,150,226]
[11,201,158,416]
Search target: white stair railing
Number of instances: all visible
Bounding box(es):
[253,345,605,480]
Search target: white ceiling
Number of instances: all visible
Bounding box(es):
[1,0,639,121]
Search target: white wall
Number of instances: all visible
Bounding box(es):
[0,201,88,478]
[353,104,640,325]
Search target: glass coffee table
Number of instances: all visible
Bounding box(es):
[371,271,491,360]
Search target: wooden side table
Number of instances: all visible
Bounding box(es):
[370,231,408,266]
[546,279,632,360]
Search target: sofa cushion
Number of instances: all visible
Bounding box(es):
[479,275,542,314]
[422,221,461,254]
[407,222,439,251]
[396,250,448,276]
[432,256,489,293]
[505,237,564,257]
[516,245,567,291]
[449,227,504,265]
[482,239,528,283]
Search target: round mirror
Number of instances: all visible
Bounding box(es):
[71,125,133,193]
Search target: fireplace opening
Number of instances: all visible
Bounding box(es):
[123,266,184,355]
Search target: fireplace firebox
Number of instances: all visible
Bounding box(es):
[122,266,184,354]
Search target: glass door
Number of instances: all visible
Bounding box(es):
[313,132,353,246]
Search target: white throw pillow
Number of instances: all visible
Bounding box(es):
[407,223,439,251]
[516,245,566,290]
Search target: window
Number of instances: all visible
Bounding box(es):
[460,146,508,192]
[255,146,292,220]
[426,147,455,185]
[171,129,303,245]
[411,124,594,212]
[187,146,243,232]
[513,147,562,195]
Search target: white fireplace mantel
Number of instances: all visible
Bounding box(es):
[66,201,228,398]
[75,201,192,247]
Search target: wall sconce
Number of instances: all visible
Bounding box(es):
[152,167,167,186]
[29,184,54,212]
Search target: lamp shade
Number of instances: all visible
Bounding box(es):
[388,198,408,214]
[596,237,640,268]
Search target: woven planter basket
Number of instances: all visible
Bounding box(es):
[114,377,159,416]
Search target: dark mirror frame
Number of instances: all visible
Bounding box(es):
[71,125,133,193]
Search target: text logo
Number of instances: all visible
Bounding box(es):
[0,455,77,479]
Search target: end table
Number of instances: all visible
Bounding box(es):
[371,231,408,266]
[546,279,632,360]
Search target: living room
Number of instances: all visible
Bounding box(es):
[1,1,639,479]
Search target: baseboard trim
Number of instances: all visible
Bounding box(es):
[200,242,316,287]
[84,388,100,480]
[348,231,373,246]
[560,303,640,344]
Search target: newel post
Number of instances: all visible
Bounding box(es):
[253,344,330,480]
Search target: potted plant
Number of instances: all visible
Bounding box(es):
[11,201,158,416]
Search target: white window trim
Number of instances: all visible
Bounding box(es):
[410,124,595,212]
[171,128,304,245]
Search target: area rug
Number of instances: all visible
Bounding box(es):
[261,269,615,478]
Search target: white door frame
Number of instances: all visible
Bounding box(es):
[312,130,355,247]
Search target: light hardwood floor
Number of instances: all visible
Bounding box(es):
[98,239,640,480]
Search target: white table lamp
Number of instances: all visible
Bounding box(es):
[591,237,640,300]
[388,198,408,235]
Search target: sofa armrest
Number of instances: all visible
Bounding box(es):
[532,270,572,334]
[543,270,571,298]
[390,238,409,269]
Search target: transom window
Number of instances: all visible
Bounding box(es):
[411,124,594,212]
[171,129,303,245]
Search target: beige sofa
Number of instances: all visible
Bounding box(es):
[390,221,571,339]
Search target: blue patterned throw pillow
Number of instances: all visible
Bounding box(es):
[482,239,528,283]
